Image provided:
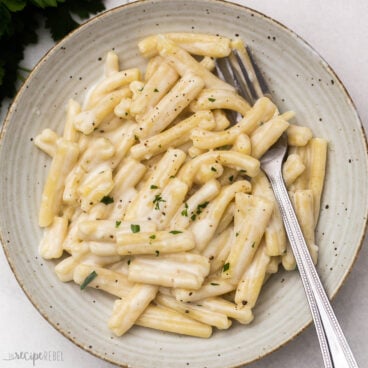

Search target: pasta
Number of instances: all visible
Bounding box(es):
[35,32,327,338]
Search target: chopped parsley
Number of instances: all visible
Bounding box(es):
[127,259,131,265]
[169,230,182,235]
[210,166,217,172]
[115,220,122,228]
[191,214,197,221]
[210,282,219,286]
[208,97,216,102]
[131,224,140,233]
[196,201,209,215]
[149,234,156,240]
[80,271,98,290]
[100,196,114,205]
[181,202,189,217]
[153,194,166,210]
[223,263,230,272]
[251,242,255,248]
[150,184,159,189]
[153,88,159,92]
[155,250,160,257]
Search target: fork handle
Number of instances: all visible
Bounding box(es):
[266,170,359,368]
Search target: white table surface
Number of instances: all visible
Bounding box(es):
[1,0,367,367]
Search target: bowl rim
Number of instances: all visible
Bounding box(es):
[1,0,367,367]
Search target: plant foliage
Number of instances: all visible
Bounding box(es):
[0,0,105,104]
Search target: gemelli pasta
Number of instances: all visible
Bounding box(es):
[35,32,327,338]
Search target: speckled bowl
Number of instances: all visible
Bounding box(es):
[1,1,367,367]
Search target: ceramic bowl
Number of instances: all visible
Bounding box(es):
[1,1,367,367]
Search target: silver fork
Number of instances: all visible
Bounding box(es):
[216,47,359,368]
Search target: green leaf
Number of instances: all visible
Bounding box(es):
[44,5,78,40]
[152,194,166,210]
[31,0,64,8]
[169,230,182,235]
[2,0,27,12]
[68,0,105,20]
[0,4,11,37]
[115,220,121,228]
[80,270,98,290]
[181,208,188,217]
[0,63,4,85]
[100,195,114,205]
[0,7,39,100]
[196,201,209,215]
[131,224,140,233]
[0,0,105,105]
[223,263,230,272]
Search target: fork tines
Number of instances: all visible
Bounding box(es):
[215,45,269,106]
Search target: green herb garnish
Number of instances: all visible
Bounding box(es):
[169,230,182,235]
[153,194,166,210]
[115,220,121,228]
[153,88,159,92]
[210,282,219,286]
[155,250,160,257]
[101,195,114,205]
[150,185,159,189]
[223,263,230,272]
[208,97,216,102]
[181,202,189,217]
[131,224,140,233]
[80,271,98,290]
[149,234,156,240]
[196,201,209,215]
[210,166,217,172]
